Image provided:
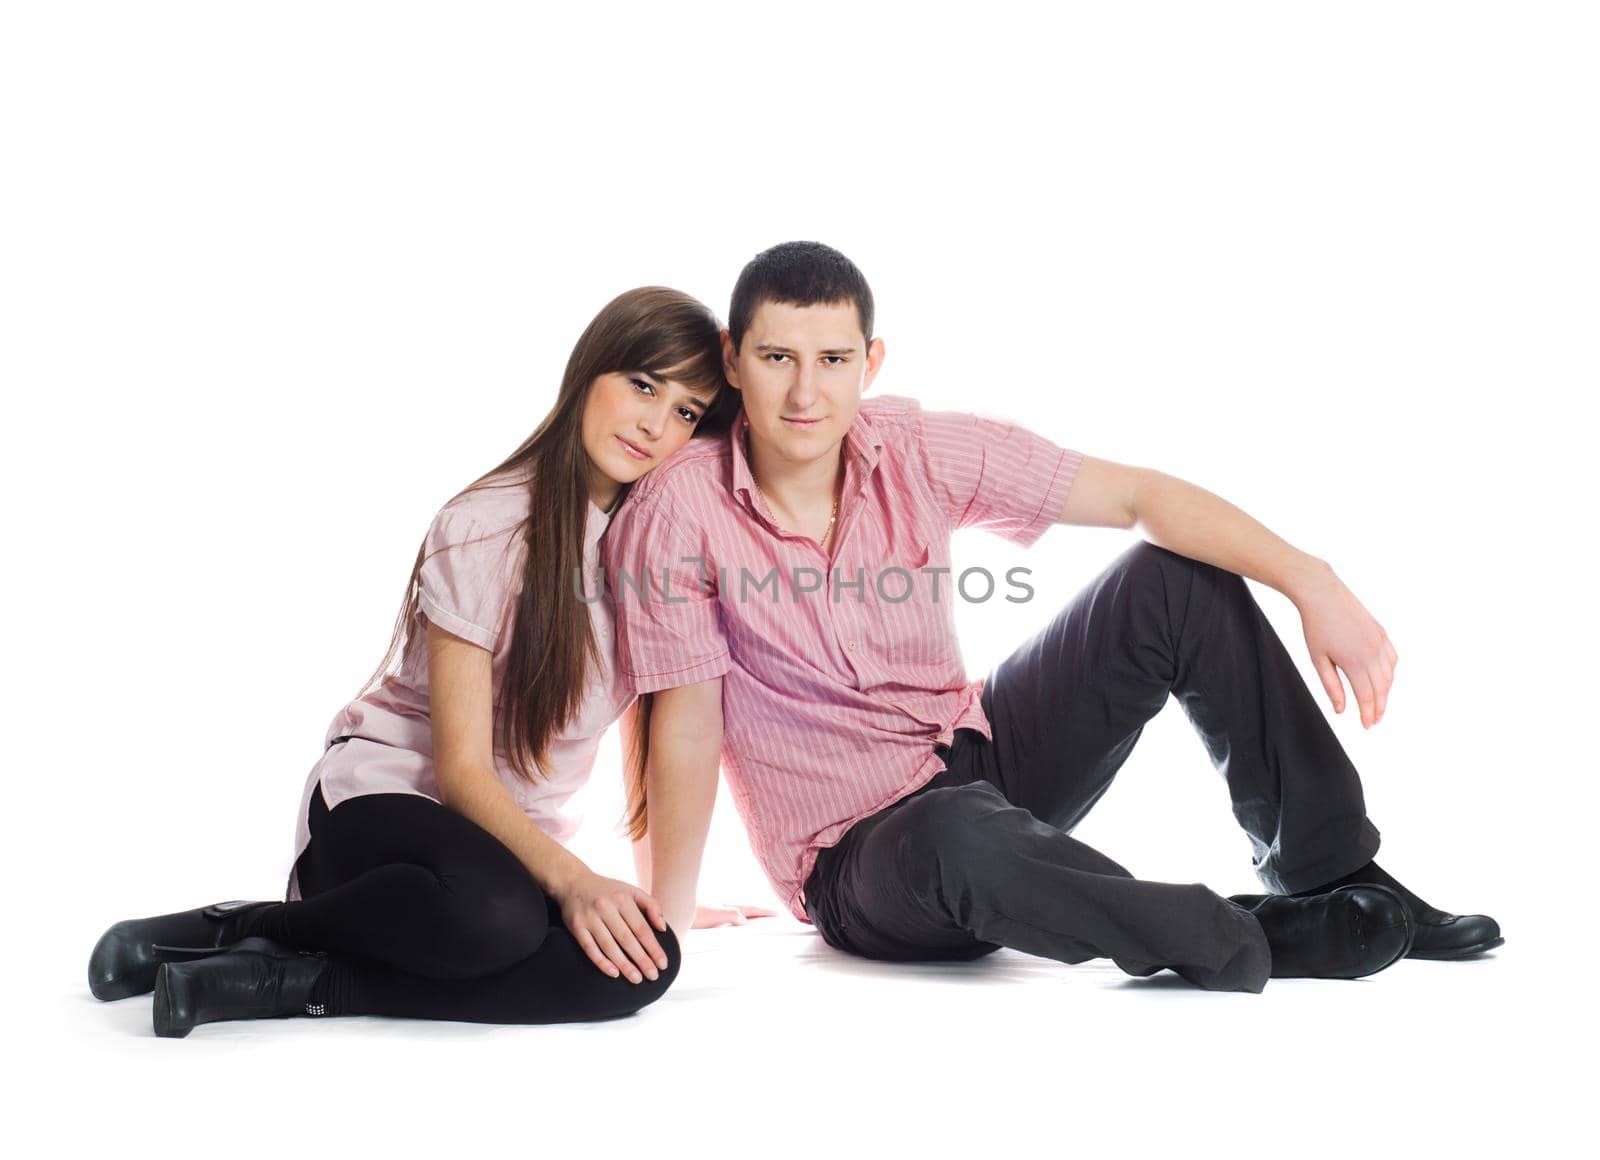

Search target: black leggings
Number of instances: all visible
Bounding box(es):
[233,782,681,1023]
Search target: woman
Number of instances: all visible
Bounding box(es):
[88,285,749,1036]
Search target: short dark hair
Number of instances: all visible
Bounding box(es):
[727,241,875,353]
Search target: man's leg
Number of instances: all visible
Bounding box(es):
[802,538,1445,986]
[977,538,1499,957]
[979,538,1379,894]
[804,767,1273,992]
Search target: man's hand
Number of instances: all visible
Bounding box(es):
[1293,568,1400,728]
[693,903,780,928]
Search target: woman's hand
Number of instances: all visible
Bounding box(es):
[1293,567,1400,729]
[553,870,671,984]
[693,902,779,929]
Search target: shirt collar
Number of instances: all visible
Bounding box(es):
[729,404,884,505]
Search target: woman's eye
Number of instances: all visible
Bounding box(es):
[677,408,699,424]
[631,377,655,395]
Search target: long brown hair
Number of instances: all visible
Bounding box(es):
[358,286,735,833]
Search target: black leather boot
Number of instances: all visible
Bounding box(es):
[1227,885,1414,979]
[152,937,330,1039]
[88,899,280,1001]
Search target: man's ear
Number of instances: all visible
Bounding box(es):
[861,336,887,394]
[720,329,743,392]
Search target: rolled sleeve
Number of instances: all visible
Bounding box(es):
[417,502,523,651]
[604,492,731,695]
[916,409,1083,546]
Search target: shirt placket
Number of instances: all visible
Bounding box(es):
[826,452,875,683]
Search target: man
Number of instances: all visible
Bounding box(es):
[605,241,1500,991]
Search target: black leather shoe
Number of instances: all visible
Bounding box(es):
[1408,912,1504,960]
[1287,859,1504,961]
[88,899,279,1001]
[153,937,329,1039]
[1227,885,1414,979]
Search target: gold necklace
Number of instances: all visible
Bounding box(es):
[753,474,839,549]
[746,432,841,549]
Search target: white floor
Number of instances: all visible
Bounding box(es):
[35,909,1570,1159]
[31,624,1581,1157]
[31,608,1582,1157]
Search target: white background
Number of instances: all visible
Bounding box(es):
[6,2,1595,1156]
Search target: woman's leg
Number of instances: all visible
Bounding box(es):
[236,786,549,978]
[227,785,681,1023]
[317,906,682,1024]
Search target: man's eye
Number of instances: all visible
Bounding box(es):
[824,356,845,365]
[766,353,791,364]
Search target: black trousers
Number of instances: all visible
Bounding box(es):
[235,782,681,1023]
[803,540,1382,993]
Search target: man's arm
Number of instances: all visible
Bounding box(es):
[1056,455,1399,729]
[638,677,724,939]
[1056,456,1330,596]
[605,486,734,934]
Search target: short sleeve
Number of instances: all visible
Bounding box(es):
[416,497,525,652]
[915,409,1083,547]
[603,490,732,694]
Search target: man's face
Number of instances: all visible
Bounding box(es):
[722,299,885,467]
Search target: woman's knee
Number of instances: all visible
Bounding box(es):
[613,921,683,1016]
[658,921,684,986]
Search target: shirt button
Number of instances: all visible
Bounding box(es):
[847,640,857,651]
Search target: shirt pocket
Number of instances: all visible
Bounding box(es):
[879,533,962,672]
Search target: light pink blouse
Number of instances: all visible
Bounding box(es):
[285,477,630,901]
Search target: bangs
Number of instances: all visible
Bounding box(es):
[630,334,726,397]
[580,286,730,417]
[651,356,725,398]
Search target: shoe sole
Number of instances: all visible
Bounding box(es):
[1406,935,1505,961]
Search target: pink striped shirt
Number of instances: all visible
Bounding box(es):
[604,395,1082,921]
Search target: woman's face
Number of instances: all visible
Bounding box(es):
[580,370,716,507]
